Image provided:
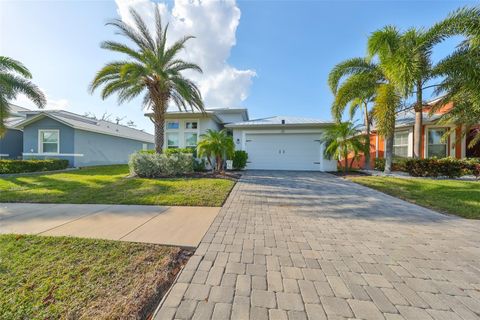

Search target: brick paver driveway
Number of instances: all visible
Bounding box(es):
[156,171,480,320]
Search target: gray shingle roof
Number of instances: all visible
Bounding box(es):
[225,116,333,128]
[15,110,154,143]
[367,108,443,132]
[6,104,29,129]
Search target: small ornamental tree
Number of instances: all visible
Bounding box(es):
[197,129,234,172]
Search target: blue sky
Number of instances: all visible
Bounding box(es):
[0,0,475,133]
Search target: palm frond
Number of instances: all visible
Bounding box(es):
[163,36,195,64]
[129,7,156,51]
[328,57,378,93]
[100,41,145,62]
[373,84,400,136]
[0,56,32,78]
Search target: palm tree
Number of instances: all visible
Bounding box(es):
[392,7,480,158]
[367,26,405,173]
[328,58,383,170]
[395,28,435,159]
[427,6,480,148]
[431,39,480,149]
[0,56,46,137]
[90,7,204,153]
[322,121,368,174]
[197,129,235,172]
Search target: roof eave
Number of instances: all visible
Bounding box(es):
[13,113,74,130]
[16,112,154,143]
[145,111,223,124]
[225,123,334,129]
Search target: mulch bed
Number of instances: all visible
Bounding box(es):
[329,170,371,177]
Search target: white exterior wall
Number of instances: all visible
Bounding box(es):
[164,117,222,149]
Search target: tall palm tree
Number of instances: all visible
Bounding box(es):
[328,58,383,170]
[394,6,480,158]
[322,121,368,174]
[90,7,204,153]
[367,26,404,173]
[197,129,235,172]
[431,39,480,149]
[427,6,480,148]
[0,56,46,137]
[395,28,434,159]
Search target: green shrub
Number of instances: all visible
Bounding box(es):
[374,158,385,171]
[464,158,480,180]
[138,149,155,154]
[374,157,408,172]
[129,152,194,178]
[0,159,69,174]
[164,147,196,157]
[232,151,248,170]
[405,157,466,178]
[193,158,207,172]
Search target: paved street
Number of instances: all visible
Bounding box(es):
[0,203,219,247]
[156,171,480,320]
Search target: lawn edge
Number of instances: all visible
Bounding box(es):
[347,177,478,220]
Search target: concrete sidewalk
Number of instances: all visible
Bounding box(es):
[0,203,220,247]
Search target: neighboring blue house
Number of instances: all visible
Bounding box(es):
[0,104,29,159]
[13,109,154,167]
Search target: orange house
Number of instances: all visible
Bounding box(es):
[345,99,480,169]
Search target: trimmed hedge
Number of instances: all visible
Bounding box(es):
[164,148,196,157]
[374,157,480,179]
[374,158,408,172]
[0,159,69,174]
[232,151,248,170]
[405,157,480,178]
[129,152,194,178]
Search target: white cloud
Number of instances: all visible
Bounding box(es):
[114,0,256,108]
[13,91,69,110]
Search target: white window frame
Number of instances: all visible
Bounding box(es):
[184,132,198,148]
[142,143,148,151]
[166,132,180,149]
[393,130,409,158]
[164,119,200,148]
[166,120,180,130]
[38,129,60,154]
[185,121,198,130]
[426,127,448,158]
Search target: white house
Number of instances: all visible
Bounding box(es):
[147,108,337,171]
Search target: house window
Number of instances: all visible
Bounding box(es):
[166,121,179,130]
[142,143,148,151]
[185,133,198,147]
[185,121,198,129]
[166,133,179,148]
[39,130,59,154]
[428,128,447,158]
[393,131,409,158]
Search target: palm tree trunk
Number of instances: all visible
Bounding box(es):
[216,155,222,172]
[363,102,371,170]
[413,80,423,158]
[384,134,394,174]
[154,119,164,153]
[151,89,169,154]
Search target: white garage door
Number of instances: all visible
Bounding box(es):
[245,133,336,171]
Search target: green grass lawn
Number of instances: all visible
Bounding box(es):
[0,165,235,206]
[349,176,480,219]
[0,234,184,319]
